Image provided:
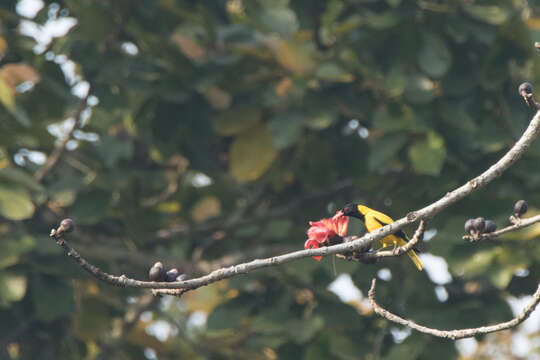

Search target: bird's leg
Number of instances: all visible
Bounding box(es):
[392,242,398,255]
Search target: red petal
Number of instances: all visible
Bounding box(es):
[304,239,320,249]
[307,224,331,244]
[304,239,323,261]
[336,216,349,236]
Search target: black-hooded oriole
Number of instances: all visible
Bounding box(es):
[342,203,423,271]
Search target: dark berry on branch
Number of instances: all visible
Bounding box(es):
[472,217,485,233]
[165,268,179,282]
[464,219,474,234]
[514,200,528,217]
[149,261,166,282]
[519,82,533,95]
[484,220,497,233]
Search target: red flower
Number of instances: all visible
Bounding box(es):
[304,210,348,261]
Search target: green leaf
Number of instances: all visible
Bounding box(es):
[368,133,408,171]
[0,235,35,269]
[365,11,400,29]
[329,333,359,358]
[463,5,509,25]
[32,277,75,322]
[489,265,519,289]
[0,184,35,220]
[12,105,31,127]
[303,340,332,360]
[382,336,425,360]
[385,66,407,98]
[269,39,315,75]
[230,123,278,182]
[251,307,291,335]
[0,273,27,305]
[418,33,452,78]
[441,67,477,96]
[315,63,354,82]
[288,316,324,344]
[454,247,500,276]
[0,168,44,192]
[405,74,436,103]
[259,7,299,37]
[0,77,14,112]
[304,111,336,130]
[73,296,113,340]
[245,335,288,349]
[97,135,133,168]
[372,105,424,132]
[207,297,253,330]
[269,113,303,149]
[213,106,261,136]
[408,132,447,176]
[70,189,112,224]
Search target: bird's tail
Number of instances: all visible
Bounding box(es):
[407,250,423,271]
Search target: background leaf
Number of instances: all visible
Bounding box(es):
[408,132,447,176]
[0,184,35,220]
[230,123,278,182]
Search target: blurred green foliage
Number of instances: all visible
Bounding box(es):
[0,0,539,359]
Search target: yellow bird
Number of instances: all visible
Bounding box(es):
[341,204,423,271]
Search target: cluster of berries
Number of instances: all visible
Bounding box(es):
[148,261,188,282]
[464,200,528,237]
[464,217,496,236]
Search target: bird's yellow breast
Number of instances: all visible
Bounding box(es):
[364,215,384,232]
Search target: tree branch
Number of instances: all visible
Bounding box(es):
[463,214,540,242]
[50,108,540,290]
[367,278,540,340]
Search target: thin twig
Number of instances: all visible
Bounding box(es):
[337,220,425,262]
[51,229,292,290]
[35,92,90,183]
[463,214,540,242]
[367,278,540,340]
[52,109,540,291]
[151,288,191,297]
[52,235,135,287]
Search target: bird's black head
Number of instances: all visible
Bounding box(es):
[342,203,362,219]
